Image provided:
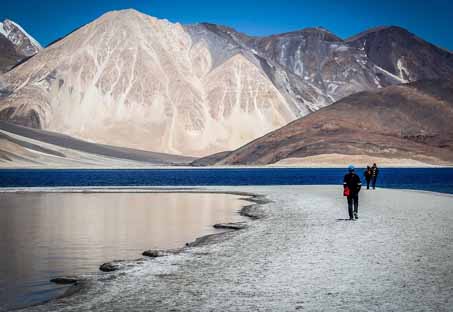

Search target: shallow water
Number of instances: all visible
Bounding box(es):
[0,192,247,311]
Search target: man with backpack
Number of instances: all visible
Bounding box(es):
[343,165,362,220]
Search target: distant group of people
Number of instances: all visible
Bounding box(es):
[342,163,379,220]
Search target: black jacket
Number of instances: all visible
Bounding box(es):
[343,172,362,194]
[371,167,379,177]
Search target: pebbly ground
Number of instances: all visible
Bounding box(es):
[21,186,453,312]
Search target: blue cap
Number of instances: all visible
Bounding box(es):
[348,165,355,171]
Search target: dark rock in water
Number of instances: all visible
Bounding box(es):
[241,205,266,219]
[142,250,169,258]
[213,222,248,230]
[50,277,78,284]
[142,249,183,257]
[186,233,227,247]
[99,262,122,272]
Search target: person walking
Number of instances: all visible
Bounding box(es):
[364,166,372,190]
[343,165,362,220]
[371,163,379,190]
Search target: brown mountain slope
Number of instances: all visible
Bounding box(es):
[193,80,453,166]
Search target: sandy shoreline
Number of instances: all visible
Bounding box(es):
[55,190,269,310]
[3,188,268,311]
[1,153,453,170]
[11,186,453,311]
[270,153,453,168]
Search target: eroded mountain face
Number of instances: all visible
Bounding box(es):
[0,9,452,156]
[243,26,453,103]
[0,19,41,72]
[195,80,453,166]
[0,10,299,156]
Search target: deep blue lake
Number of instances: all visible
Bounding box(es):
[1,168,453,194]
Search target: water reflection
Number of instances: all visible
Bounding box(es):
[0,192,246,310]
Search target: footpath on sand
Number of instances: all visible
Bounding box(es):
[23,186,453,312]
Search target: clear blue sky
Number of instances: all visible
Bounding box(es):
[1,0,452,50]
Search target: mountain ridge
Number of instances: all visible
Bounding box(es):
[0,9,452,159]
[193,79,453,166]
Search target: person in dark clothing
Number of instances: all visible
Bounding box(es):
[343,165,362,220]
[364,166,372,190]
[371,163,379,190]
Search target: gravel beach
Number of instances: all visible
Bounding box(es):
[18,186,453,312]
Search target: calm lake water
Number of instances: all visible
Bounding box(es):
[1,168,453,193]
[0,192,246,311]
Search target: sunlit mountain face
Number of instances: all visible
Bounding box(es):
[0,9,452,158]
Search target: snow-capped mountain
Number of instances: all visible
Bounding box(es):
[0,9,452,157]
[0,19,41,72]
[0,19,41,55]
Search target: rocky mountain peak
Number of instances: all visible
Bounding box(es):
[197,22,238,34]
[346,25,411,42]
[277,27,342,42]
[0,19,41,56]
[347,25,453,82]
[0,19,41,73]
